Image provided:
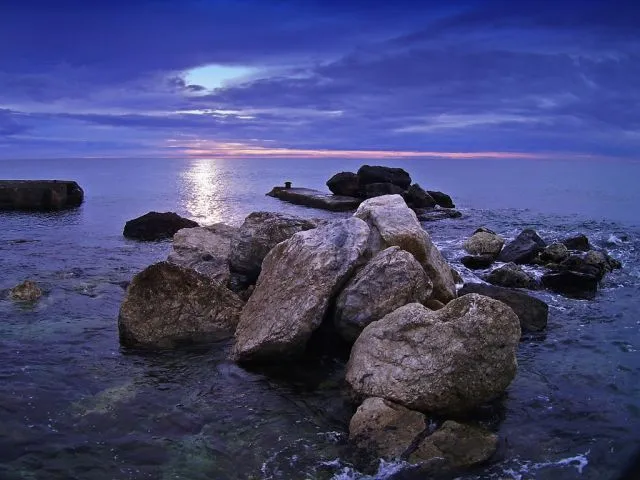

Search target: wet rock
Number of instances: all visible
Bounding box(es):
[363,182,405,199]
[562,234,590,251]
[267,187,362,212]
[0,180,84,211]
[498,229,546,264]
[409,420,497,468]
[229,212,317,287]
[461,254,496,270]
[426,190,455,208]
[463,231,504,257]
[357,165,412,189]
[349,397,427,460]
[326,171,360,197]
[346,294,521,414]
[9,280,42,301]
[402,184,437,209]
[334,247,432,342]
[541,271,598,299]
[540,242,569,264]
[123,212,199,241]
[414,207,462,222]
[232,218,370,362]
[354,195,456,304]
[584,250,618,277]
[118,262,243,348]
[554,254,604,279]
[168,223,237,285]
[458,283,548,332]
[485,262,538,289]
[450,268,463,285]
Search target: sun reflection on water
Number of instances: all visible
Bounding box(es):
[181,159,229,225]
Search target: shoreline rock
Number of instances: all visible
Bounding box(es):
[267,186,362,212]
[0,180,84,211]
[123,211,199,241]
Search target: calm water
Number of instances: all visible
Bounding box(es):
[1,157,639,480]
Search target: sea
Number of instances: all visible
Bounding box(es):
[1,157,639,480]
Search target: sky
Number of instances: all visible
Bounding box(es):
[1,0,639,160]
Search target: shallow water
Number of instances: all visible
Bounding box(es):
[1,157,639,479]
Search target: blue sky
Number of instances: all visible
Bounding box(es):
[1,0,639,159]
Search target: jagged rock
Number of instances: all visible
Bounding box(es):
[357,165,412,189]
[118,262,244,348]
[458,283,548,332]
[229,212,316,287]
[334,247,432,342]
[354,195,456,304]
[426,190,455,208]
[123,211,198,241]
[541,271,598,299]
[168,223,237,285]
[540,242,569,264]
[346,294,521,414]
[498,229,546,264]
[485,262,538,289]
[232,218,370,362]
[461,254,496,270]
[363,182,405,199]
[9,280,42,301]
[463,231,504,257]
[326,172,360,197]
[562,234,590,251]
[403,184,436,209]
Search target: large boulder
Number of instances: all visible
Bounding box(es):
[229,212,316,287]
[167,223,237,285]
[485,262,538,289]
[334,247,432,342]
[458,283,548,332]
[232,218,370,362]
[326,171,360,197]
[346,294,521,414]
[463,230,504,257]
[123,212,198,241]
[354,195,456,304]
[541,271,598,299]
[0,180,84,211]
[9,280,42,301]
[426,190,455,208]
[357,165,411,189]
[363,182,405,199]
[118,262,244,348]
[498,229,546,264]
[562,234,591,251]
[402,184,436,209]
[539,242,569,264]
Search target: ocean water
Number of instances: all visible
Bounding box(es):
[1,157,639,480]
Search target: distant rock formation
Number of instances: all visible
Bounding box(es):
[0,180,84,211]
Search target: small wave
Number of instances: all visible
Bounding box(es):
[497,451,590,479]
[330,459,411,480]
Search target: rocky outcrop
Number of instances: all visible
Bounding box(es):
[123,212,198,241]
[346,294,521,414]
[463,230,504,257]
[334,247,432,342]
[458,283,548,332]
[357,165,411,189]
[461,254,496,270]
[363,182,405,198]
[229,212,316,287]
[562,234,591,251]
[168,223,237,285]
[354,195,456,304]
[402,184,437,209]
[426,190,455,208]
[485,262,538,289]
[539,242,569,264]
[0,180,84,211]
[118,262,244,348]
[541,271,598,299]
[498,229,546,264]
[326,172,360,197]
[9,280,42,301]
[232,218,370,362]
[267,187,362,212]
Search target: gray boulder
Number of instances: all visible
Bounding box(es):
[539,242,569,264]
[357,165,411,189]
[118,262,244,348]
[334,247,432,342]
[485,262,538,289]
[9,280,42,301]
[346,294,521,414]
[463,231,504,257]
[354,195,456,304]
[232,218,370,362]
[498,229,546,264]
[326,171,360,197]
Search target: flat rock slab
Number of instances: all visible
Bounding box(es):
[267,187,362,212]
[0,180,84,211]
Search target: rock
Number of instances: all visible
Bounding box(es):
[540,242,569,264]
[346,294,521,414]
[485,262,538,289]
[541,271,598,299]
[326,172,360,197]
[450,268,463,285]
[123,212,199,241]
[584,250,617,278]
[414,207,463,222]
[463,231,504,257]
[357,165,411,189]
[554,254,604,279]
[349,397,427,460]
[334,247,432,342]
[354,195,456,304]
[498,229,546,264]
[461,254,496,270]
[474,227,496,235]
[0,180,84,211]
[232,218,370,362]
[458,283,548,332]
[9,280,42,301]
[267,187,361,212]
[402,184,436,209]
[118,262,244,348]
[562,234,591,251]
[168,223,237,285]
[426,190,455,208]
[424,299,445,310]
[229,212,317,287]
[363,182,405,199]
[409,421,497,468]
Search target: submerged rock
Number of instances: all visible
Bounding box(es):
[498,229,546,264]
[403,184,436,209]
[326,171,360,197]
[346,294,521,414]
[267,187,362,212]
[334,247,432,342]
[485,262,538,289]
[123,212,198,241]
[562,234,591,251]
[463,230,504,257]
[541,271,598,299]
[9,280,42,301]
[118,262,243,348]
[426,190,455,208]
[357,165,411,189]
[232,218,370,362]
[414,207,462,222]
